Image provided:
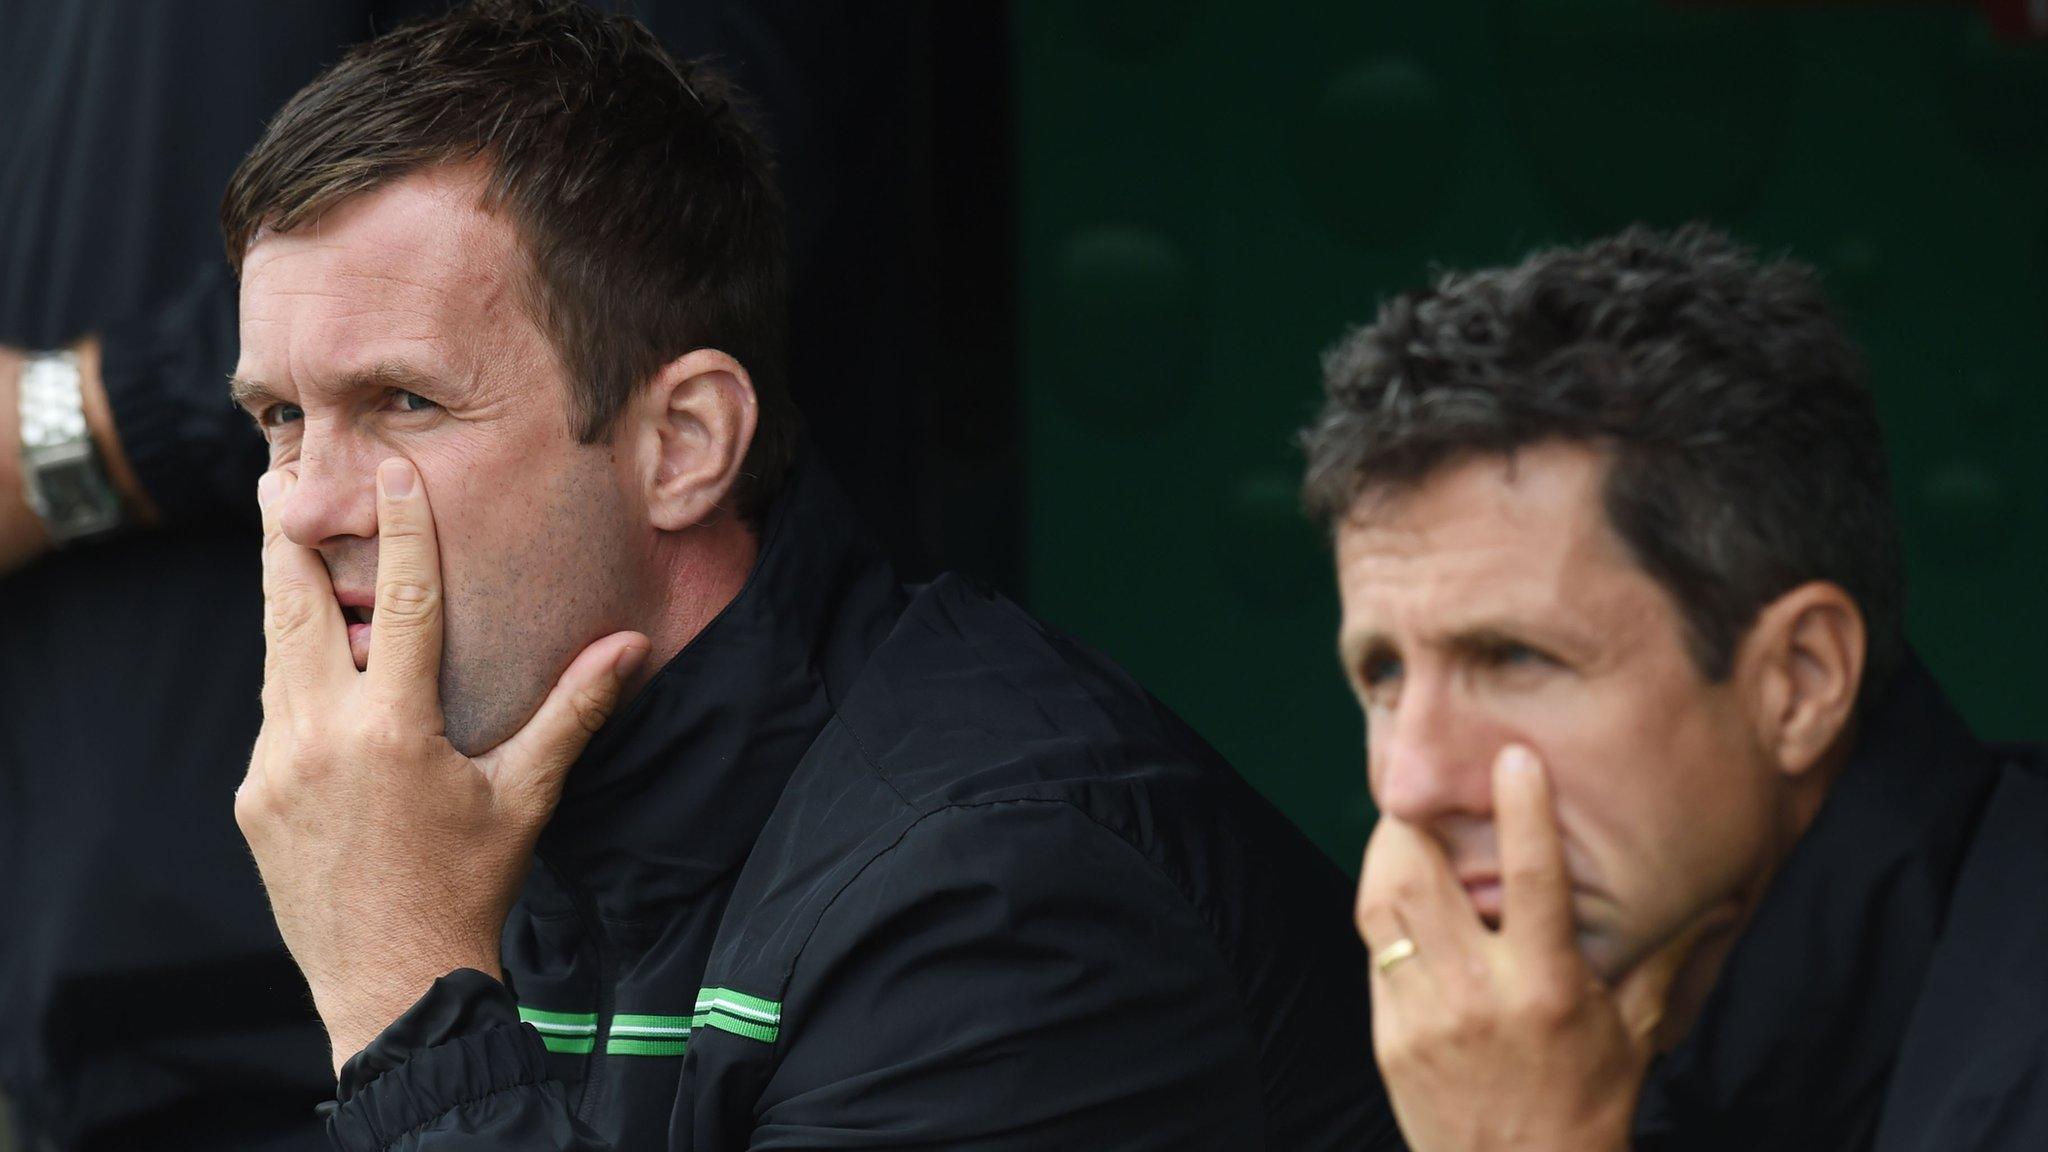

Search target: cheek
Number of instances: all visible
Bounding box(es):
[1544,699,1769,930]
[410,432,567,616]
[429,446,639,627]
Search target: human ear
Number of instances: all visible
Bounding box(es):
[638,349,758,532]
[1743,581,1867,777]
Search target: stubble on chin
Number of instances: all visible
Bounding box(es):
[437,648,549,757]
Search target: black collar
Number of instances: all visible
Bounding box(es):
[532,457,906,919]
[1634,659,2001,1149]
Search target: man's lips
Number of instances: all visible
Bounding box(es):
[1459,874,1503,926]
[335,590,374,669]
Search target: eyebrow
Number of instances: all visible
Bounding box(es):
[229,360,450,415]
[228,374,281,414]
[1341,621,1588,671]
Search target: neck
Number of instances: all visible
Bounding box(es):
[628,515,760,698]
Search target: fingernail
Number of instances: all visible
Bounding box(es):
[257,471,282,509]
[379,458,415,498]
[1500,745,1538,775]
[614,644,650,680]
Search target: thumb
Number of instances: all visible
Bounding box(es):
[483,631,651,818]
[1612,912,1723,1057]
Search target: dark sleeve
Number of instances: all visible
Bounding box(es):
[327,968,609,1152]
[750,800,1271,1150]
[96,262,268,529]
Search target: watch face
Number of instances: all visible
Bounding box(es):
[27,446,122,541]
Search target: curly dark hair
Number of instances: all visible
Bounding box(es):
[1301,224,1904,703]
[221,0,796,519]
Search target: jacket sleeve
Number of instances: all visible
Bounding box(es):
[96,262,268,530]
[327,968,609,1152]
[748,799,1275,1151]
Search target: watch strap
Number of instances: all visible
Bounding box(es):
[18,350,124,545]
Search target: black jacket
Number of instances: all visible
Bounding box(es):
[327,462,1400,1151]
[1634,660,2048,1150]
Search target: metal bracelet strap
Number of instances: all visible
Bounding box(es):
[19,350,87,448]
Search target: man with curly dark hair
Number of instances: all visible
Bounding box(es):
[1305,225,2048,1150]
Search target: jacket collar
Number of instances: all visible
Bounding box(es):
[532,455,906,919]
[1634,658,2001,1148]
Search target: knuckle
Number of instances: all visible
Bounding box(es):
[1509,978,1579,1029]
[1388,872,1428,906]
[233,778,275,835]
[1375,1034,1417,1072]
[266,588,323,639]
[288,708,327,748]
[569,683,615,736]
[1356,892,1400,931]
[1505,860,1556,891]
[376,578,440,622]
[359,718,429,757]
[1441,959,1490,1004]
[1439,1001,1491,1047]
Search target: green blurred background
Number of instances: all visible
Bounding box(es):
[1011,0,2048,867]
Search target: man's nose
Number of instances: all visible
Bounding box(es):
[276,437,378,548]
[1370,674,1497,827]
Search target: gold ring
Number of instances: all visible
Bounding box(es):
[1373,937,1418,974]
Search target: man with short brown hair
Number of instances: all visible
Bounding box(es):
[227,4,1392,1149]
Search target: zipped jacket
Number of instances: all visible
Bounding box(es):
[326,460,1402,1151]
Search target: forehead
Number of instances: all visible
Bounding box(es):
[1334,442,1659,639]
[237,166,532,384]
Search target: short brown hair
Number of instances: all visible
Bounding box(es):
[222,0,797,518]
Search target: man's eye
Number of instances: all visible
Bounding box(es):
[1357,654,1404,712]
[1486,643,1554,671]
[261,403,304,427]
[396,390,439,413]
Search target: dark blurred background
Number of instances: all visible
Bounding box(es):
[1008,0,2048,865]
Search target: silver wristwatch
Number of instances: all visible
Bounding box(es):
[18,349,124,545]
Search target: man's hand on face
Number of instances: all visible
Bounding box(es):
[1357,746,1711,1152]
[236,458,650,1073]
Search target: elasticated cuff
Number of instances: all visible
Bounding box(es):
[329,969,551,1151]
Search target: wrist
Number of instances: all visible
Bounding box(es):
[317,953,505,1075]
[0,348,53,570]
[73,337,159,525]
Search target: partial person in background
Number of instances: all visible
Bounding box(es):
[1,9,429,1146]
[1302,225,2048,1150]
[0,1,934,1147]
